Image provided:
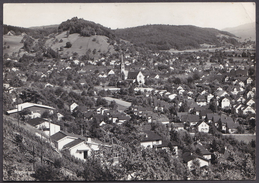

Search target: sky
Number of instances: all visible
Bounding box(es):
[3,2,256,30]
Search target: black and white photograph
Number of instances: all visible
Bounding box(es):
[2,2,256,181]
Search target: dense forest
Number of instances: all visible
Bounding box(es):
[3,25,58,39]
[58,17,115,39]
[115,25,238,50]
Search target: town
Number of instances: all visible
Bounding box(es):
[3,11,256,181]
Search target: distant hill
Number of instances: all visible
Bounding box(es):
[29,24,59,30]
[223,22,256,41]
[115,24,238,50]
[58,17,115,39]
[3,24,58,39]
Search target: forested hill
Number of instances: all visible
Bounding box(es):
[115,25,238,50]
[58,17,116,39]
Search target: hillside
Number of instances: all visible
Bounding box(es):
[223,22,256,41]
[115,25,239,50]
[45,31,116,59]
[3,115,84,181]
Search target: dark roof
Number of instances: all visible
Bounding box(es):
[127,71,139,79]
[206,113,221,122]
[182,152,210,163]
[27,118,48,126]
[141,131,162,142]
[63,139,85,149]
[156,139,178,148]
[192,142,211,155]
[50,130,87,142]
[200,109,213,116]
[50,131,67,141]
[186,114,200,122]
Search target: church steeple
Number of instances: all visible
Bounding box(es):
[121,53,125,74]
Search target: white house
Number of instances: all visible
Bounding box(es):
[183,152,209,170]
[51,131,78,150]
[197,121,209,133]
[70,102,79,113]
[207,94,214,103]
[63,139,97,161]
[221,98,231,109]
[247,77,253,84]
[140,131,162,148]
[168,94,177,100]
[247,99,255,106]
[7,102,55,118]
[27,118,60,136]
[108,69,115,75]
[243,106,255,115]
[247,91,255,99]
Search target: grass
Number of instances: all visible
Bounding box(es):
[46,32,115,58]
[3,35,24,55]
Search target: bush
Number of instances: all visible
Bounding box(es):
[66,42,72,48]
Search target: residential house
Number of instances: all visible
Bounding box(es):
[191,141,212,160]
[107,69,115,75]
[156,140,178,155]
[207,94,214,103]
[247,91,255,99]
[172,123,185,131]
[237,96,246,104]
[196,121,210,133]
[157,115,170,125]
[51,131,81,150]
[140,131,163,148]
[57,113,64,121]
[221,97,231,109]
[247,99,255,106]
[243,106,255,115]
[70,102,79,113]
[196,95,207,106]
[7,102,55,119]
[183,152,209,169]
[247,77,253,84]
[27,118,60,136]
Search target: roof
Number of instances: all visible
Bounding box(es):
[140,131,162,142]
[27,118,48,126]
[50,131,86,142]
[182,152,210,163]
[50,131,68,141]
[206,113,221,122]
[191,142,211,155]
[186,114,200,122]
[7,102,55,114]
[63,139,85,149]
[127,71,140,79]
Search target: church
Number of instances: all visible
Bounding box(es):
[120,54,145,86]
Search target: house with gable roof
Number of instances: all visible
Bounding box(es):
[7,102,55,119]
[127,71,145,86]
[140,131,163,148]
[196,121,210,133]
[183,152,209,169]
[27,118,60,136]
